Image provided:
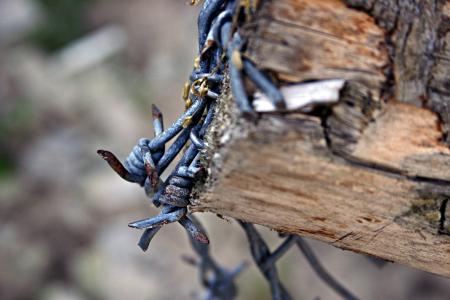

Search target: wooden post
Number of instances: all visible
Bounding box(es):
[193,0,450,277]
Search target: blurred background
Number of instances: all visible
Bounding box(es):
[1,0,450,299]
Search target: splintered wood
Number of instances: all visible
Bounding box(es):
[195,0,450,277]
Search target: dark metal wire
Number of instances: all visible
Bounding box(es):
[239,221,293,300]
[98,1,360,299]
[295,237,358,300]
[185,215,247,300]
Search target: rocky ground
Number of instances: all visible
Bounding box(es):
[0,0,449,299]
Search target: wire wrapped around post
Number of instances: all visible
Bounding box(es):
[98,1,360,299]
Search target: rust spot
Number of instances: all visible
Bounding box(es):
[194,232,210,244]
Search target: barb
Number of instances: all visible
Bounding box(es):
[128,207,187,229]
[97,1,361,299]
[138,227,160,251]
[152,104,164,136]
[97,150,142,184]
[186,215,246,300]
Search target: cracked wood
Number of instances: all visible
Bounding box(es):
[196,0,450,278]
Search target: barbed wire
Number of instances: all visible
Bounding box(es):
[98,0,360,299]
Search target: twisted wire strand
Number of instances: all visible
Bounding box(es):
[98,2,243,298]
[98,1,360,299]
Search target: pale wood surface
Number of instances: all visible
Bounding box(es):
[195,110,450,278]
[194,0,450,277]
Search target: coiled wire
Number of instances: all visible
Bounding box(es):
[98,1,360,299]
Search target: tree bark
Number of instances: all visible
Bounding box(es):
[193,0,450,277]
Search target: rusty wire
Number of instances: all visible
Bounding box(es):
[98,0,360,299]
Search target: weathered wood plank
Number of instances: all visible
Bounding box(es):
[195,110,450,278]
[194,0,450,278]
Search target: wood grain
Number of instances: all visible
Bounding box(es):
[194,0,450,277]
[196,111,450,278]
[243,0,388,96]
